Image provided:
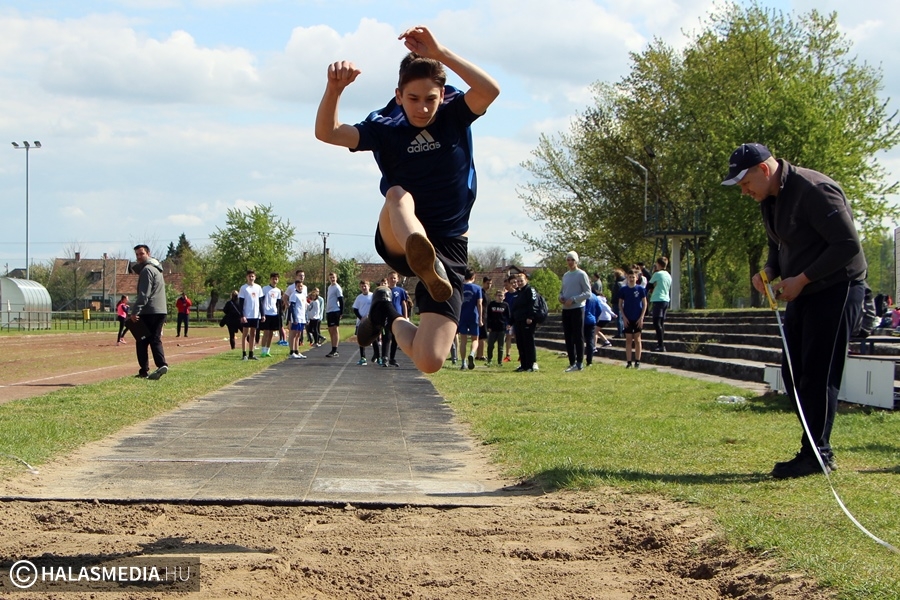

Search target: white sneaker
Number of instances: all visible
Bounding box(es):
[296,353,307,359]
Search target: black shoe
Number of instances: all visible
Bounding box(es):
[135,372,149,379]
[771,453,830,479]
[325,351,339,358]
[388,360,400,367]
[467,355,475,370]
[147,365,168,380]
[359,286,395,346]
[406,232,452,303]
[514,366,526,372]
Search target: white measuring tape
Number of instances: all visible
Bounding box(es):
[760,271,898,554]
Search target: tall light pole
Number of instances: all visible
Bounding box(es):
[624,156,648,223]
[11,141,41,280]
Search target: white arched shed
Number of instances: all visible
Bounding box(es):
[1,277,52,330]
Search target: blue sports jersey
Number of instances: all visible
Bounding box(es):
[391,286,409,314]
[620,285,647,322]
[353,87,480,238]
[459,282,483,325]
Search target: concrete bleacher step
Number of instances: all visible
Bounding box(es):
[536,336,768,383]
[536,311,900,392]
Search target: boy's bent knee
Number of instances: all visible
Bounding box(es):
[417,355,445,374]
[385,186,411,205]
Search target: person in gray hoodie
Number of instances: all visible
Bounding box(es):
[559,251,592,371]
[129,244,169,380]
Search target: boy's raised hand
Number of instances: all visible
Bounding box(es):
[398,26,443,59]
[327,60,361,90]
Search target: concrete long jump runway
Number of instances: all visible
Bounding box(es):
[1,354,528,506]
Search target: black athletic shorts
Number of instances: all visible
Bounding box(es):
[259,314,281,331]
[326,311,342,327]
[374,226,466,324]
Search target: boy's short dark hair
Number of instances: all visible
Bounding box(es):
[464,267,476,280]
[656,257,669,268]
[270,273,279,278]
[133,244,150,254]
[482,276,492,283]
[246,269,256,276]
[398,53,447,91]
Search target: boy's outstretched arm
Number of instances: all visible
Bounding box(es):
[399,26,500,116]
[315,60,362,149]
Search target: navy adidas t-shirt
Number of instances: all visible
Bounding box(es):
[353,86,480,238]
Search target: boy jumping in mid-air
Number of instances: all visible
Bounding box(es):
[315,26,500,373]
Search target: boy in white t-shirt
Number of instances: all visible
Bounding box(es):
[238,270,264,361]
[259,273,283,358]
[287,284,308,359]
[352,280,377,365]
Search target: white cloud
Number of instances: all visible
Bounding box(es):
[30,17,261,104]
[60,206,86,218]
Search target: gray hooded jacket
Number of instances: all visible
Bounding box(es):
[132,257,167,316]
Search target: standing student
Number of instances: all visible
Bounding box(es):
[115,295,129,344]
[457,267,483,370]
[306,288,322,348]
[324,272,344,358]
[475,276,492,360]
[647,257,672,352]
[595,293,616,349]
[352,281,376,365]
[485,289,510,366]
[618,269,647,369]
[559,251,592,372]
[175,292,192,338]
[238,270,264,361]
[381,271,409,367]
[315,25,500,373]
[222,290,242,350]
[582,291,602,367]
[723,142,866,479]
[129,245,168,380]
[259,273,283,358]
[503,275,519,363]
[511,271,538,372]
[287,283,308,359]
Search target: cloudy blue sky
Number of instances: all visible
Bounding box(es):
[1,0,898,272]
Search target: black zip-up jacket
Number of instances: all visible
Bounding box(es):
[761,159,867,297]
[512,284,538,322]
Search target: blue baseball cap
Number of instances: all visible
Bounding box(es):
[722,143,772,185]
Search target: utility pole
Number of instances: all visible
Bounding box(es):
[318,231,330,306]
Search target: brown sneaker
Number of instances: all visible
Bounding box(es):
[406,232,452,303]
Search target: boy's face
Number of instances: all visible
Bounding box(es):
[246,273,256,284]
[388,273,399,287]
[396,78,444,128]
[360,282,370,294]
[270,276,279,286]
[328,274,336,284]
[626,272,637,286]
[495,292,504,302]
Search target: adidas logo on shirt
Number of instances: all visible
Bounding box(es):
[407,130,441,153]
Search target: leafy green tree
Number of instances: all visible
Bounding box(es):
[46,259,92,310]
[208,205,295,301]
[520,2,899,308]
[861,230,896,298]
[528,268,562,312]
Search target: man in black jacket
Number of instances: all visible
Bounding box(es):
[723,143,866,479]
[511,271,539,372]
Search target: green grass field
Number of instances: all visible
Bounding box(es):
[430,350,900,600]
